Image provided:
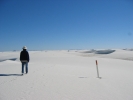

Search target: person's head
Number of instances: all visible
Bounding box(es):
[22,46,27,50]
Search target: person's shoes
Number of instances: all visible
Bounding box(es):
[26,72,28,74]
[22,73,24,75]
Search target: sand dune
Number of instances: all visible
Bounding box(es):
[81,49,115,54]
[0,49,133,100]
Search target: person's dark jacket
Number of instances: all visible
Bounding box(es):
[20,49,30,62]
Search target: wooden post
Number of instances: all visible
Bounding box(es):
[96,60,100,78]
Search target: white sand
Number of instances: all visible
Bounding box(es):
[0,49,133,100]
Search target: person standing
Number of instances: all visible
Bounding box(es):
[20,46,30,75]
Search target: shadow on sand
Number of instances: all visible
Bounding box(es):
[0,74,22,76]
[0,58,17,62]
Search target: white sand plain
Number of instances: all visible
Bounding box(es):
[0,49,133,100]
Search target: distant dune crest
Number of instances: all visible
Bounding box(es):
[82,49,115,54]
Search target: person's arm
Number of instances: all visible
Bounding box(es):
[27,52,30,62]
[20,52,22,61]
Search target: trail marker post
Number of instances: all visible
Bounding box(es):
[96,60,100,78]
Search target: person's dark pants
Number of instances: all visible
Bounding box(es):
[22,62,28,73]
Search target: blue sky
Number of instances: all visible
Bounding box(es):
[0,0,133,51]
